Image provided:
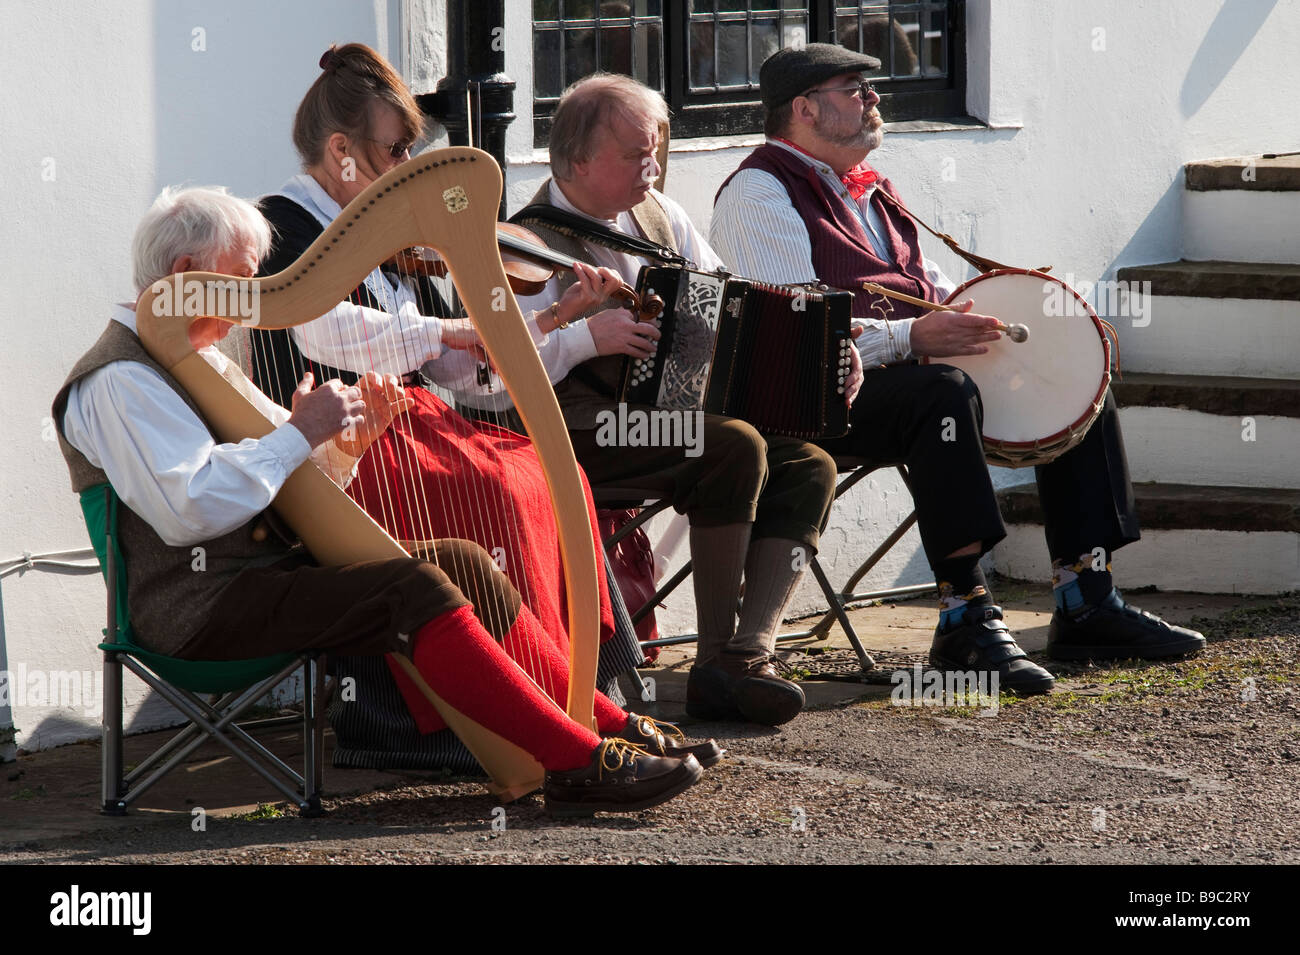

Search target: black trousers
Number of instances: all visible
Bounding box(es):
[818,362,1139,569]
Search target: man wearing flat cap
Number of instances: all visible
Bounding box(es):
[711,43,1205,693]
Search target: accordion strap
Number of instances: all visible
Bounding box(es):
[511,203,688,266]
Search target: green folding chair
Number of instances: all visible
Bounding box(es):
[80,484,325,817]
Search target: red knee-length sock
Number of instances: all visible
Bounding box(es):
[410,606,600,771]
[500,603,629,735]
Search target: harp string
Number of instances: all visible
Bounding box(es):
[335,245,558,703]
[236,178,570,710]
[384,252,559,702]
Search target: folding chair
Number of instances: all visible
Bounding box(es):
[81,484,326,817]
[593,457,935,674]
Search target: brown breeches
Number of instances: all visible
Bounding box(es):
[175,539,516,660]
[568,413,836,551]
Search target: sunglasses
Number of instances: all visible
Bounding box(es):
[803,81,876,101]
[363,137,415,161]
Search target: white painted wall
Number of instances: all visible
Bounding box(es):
[3,0,1297,750]
[0,0,425,754]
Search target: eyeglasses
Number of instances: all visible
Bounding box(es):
[364,137,414,160]
[803,81,876,101]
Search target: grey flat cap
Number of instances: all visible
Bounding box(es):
[759,42,882,110]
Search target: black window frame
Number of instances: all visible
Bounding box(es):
[533,1,966,146]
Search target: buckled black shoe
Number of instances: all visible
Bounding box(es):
[543,739,703,817]
[930,604,1055,696]
[609,713,726,768]
[686,649,806,726]
[1047,588,1207,661]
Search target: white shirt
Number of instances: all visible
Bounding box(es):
[456,181,728,404]
[275,174,595,409]
[61,305,357,547]
[274,174,450,380]
[710,139,957,367]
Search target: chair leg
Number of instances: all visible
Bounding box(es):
[301,653,325,817]
[113,657,310,811]
[100,650,127,816]
[631,560,692,628]
[128,668,308,808]
[809,558,875,672]
[806,507,931,638]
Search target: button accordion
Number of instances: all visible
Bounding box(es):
[618,266,854,439]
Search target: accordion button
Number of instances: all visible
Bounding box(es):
[837,386,845,394]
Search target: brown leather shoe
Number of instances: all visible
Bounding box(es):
[686,649,805,726]
[543,739,703,817]
[610,713,726,768]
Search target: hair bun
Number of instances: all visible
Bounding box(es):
[319,47,339,71]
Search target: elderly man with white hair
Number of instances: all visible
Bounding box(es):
[51,185,712,817]
[507,75,842,728]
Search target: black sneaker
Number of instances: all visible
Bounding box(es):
[1047,588,1207,661]
[930,604,1055,695]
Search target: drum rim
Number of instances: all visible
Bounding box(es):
[919,268,1112,455]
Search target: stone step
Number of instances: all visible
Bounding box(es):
[1184,154,1300,192]
[1113,372,1300,417]
[990,482,1300,594]
[1114,373,1300,489]
[1184,155,1300,264]
[1110,261,1300,379]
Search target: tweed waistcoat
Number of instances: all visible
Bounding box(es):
[52,321,293,655]
[518,180,679,430]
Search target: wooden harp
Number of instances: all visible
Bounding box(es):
[134,147,600,800]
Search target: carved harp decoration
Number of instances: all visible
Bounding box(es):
[134,147,600,801]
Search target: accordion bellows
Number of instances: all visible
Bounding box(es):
[620,266,854,439]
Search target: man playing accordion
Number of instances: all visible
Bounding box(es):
[505,75,842,727]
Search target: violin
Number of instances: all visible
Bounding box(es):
[388,222,660,320]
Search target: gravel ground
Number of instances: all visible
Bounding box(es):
[4,597,1297,865]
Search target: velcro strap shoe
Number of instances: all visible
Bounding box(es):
[930,604,1055,695]
[1047,589,1207,661]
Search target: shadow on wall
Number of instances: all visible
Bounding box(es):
[1101,175,1183,283]
[1180,0,1279,117]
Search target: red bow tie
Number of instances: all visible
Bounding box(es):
[840,162,878,199]
[776,138,878,199]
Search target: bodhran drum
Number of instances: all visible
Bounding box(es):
[923,269,1111,468]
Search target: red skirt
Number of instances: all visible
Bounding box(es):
[347,388,615,731]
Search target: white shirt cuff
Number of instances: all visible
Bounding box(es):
[263,422,314,475]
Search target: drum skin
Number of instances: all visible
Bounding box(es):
[923,269,1111,468]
